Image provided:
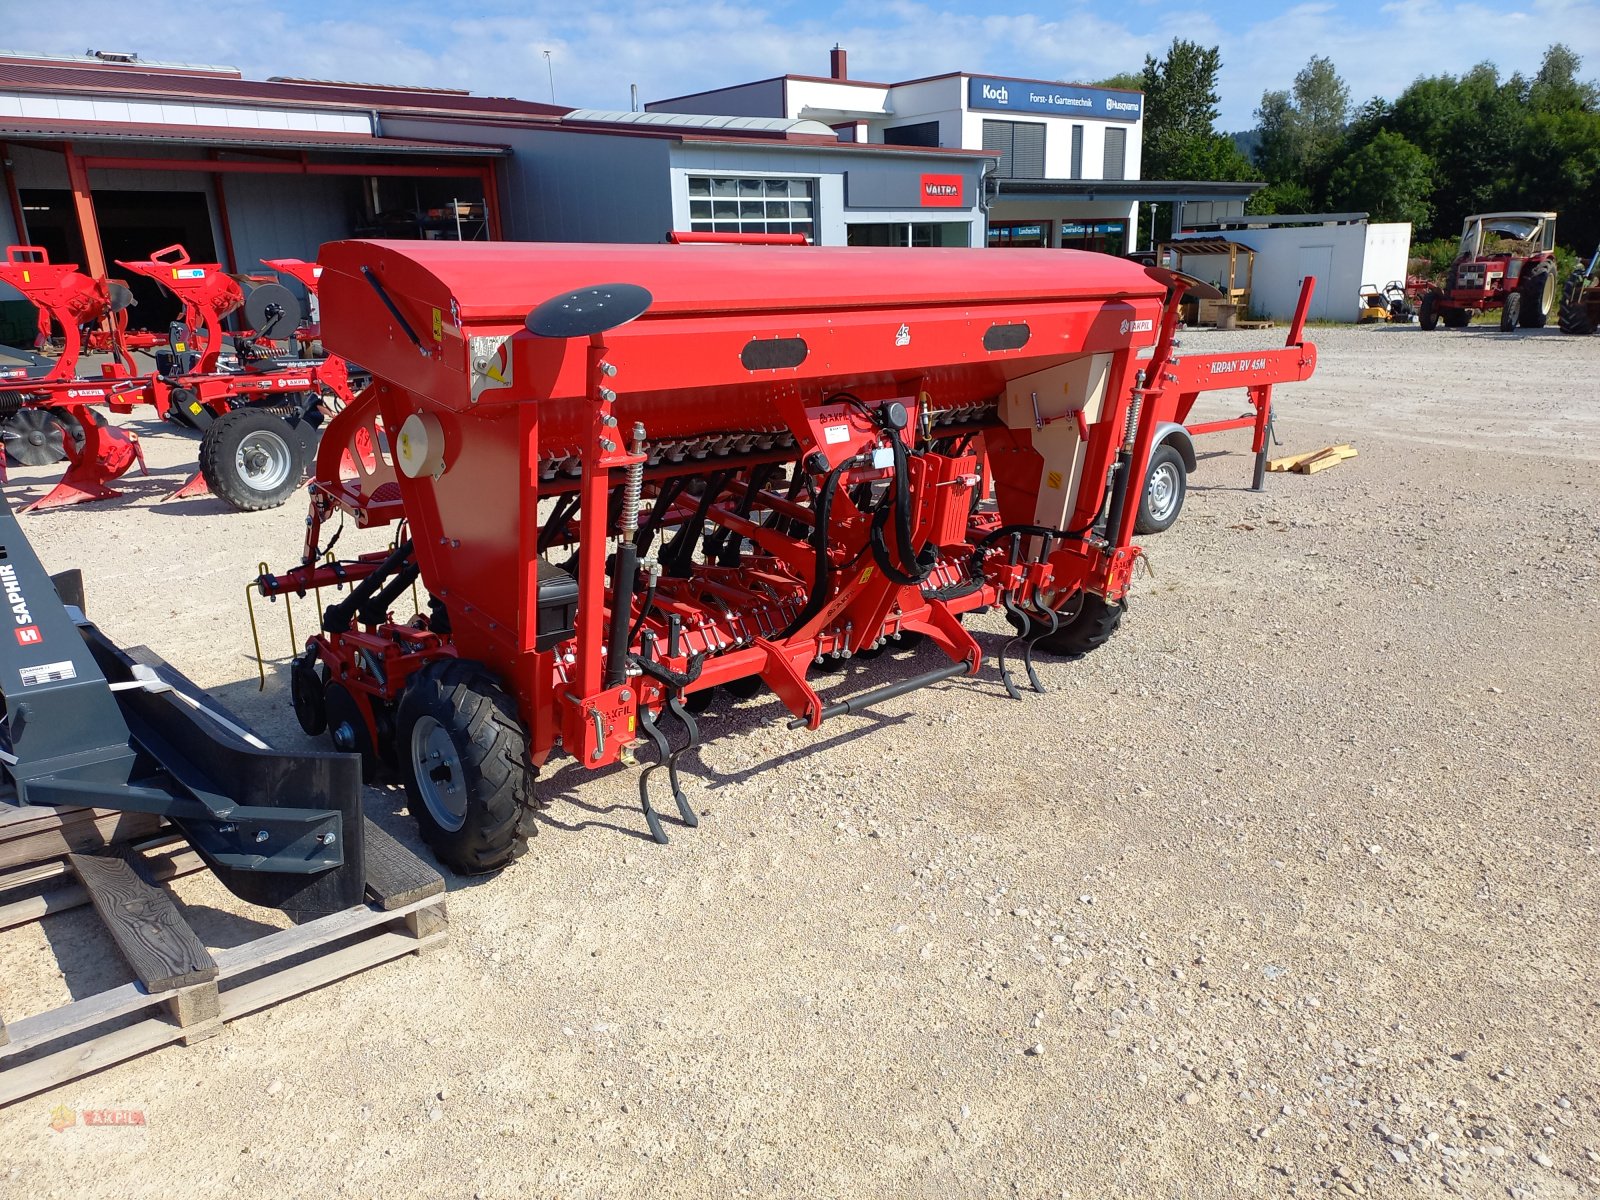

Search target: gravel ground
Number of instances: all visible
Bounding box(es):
[2,322,1597,1199]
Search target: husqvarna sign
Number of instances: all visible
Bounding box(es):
[967,76,1142,122]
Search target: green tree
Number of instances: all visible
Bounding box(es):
[1090,72,1143,92]
[1253,56,1351,206]
[1140,39,1256,181]
[1327,131,1434,227]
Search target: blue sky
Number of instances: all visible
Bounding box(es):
[17,0,1600,129]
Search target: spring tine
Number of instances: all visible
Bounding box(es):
[1021,602,1057,695]
[245,580,267,691]
[635,705,673,845]
[663,693,701,828]
[998,594,1028,700]
[284,591,298,660]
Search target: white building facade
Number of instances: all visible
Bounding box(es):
[650,52,1147,253]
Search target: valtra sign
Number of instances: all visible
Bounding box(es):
[920,174,964,207]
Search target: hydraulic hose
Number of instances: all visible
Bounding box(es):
[777,460,848,640]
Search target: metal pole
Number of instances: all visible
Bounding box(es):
[543,51,555,104]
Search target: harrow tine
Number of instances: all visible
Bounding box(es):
[1020,602,1057,695]
[635,705,673,844]
[997,595,1029,700]
[663,693,701,829]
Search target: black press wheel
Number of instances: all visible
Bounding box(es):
[396,658,540,875]
[324,679,381,783]
[1419,291,1439,331]
[291,655,328,736]
[1030,593,1126,660]
[1519,261,1555,328]
[199,408,305,511]
[1135,443,1187,534]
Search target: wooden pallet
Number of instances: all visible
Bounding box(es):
[0,805,446,1106]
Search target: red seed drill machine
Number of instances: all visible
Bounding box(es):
[254,241,1317,872]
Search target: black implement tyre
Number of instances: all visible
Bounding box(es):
[1030,594,1125,660]
[1135,443,1187,535]
[1500,291,1521,332]
[1419,291,1439,331]
[1441,305,1471,329]
[199,408,305,511]
[1559,271,1595,336]
[1519,261,1555,328]
[291,655,328,736]
[396,658,539,875]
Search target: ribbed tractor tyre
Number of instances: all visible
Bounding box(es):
[396,658,541,875]
[1500,291,1521,332]
[1519,261,1555,328]
[1441,306,1471,328]
[1030,594,1126,660]
[1419,291,1439,331]
[1559,271,1595,336]
[199,408,305,511]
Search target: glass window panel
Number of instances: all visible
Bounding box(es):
[790,200,812,217]
[688,178,710,196]
[711,178,738,197]
[767,179,790,196]
[793,180,813,198]
[765,200,788,218]
[691,220,713,231]
[713,200,738,219]
[739,179,764,195]
[740,200,764,218]
[690,200,712,220]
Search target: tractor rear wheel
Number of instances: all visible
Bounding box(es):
[1029,594,1125,660]
[397,658,540,875]
[1419,292,1439,331]
[1519,262,1555,328]
[199,408,305,511]
[1441,306,1471,329]
[1500,292,1521,332]
[1559,271,1595,336]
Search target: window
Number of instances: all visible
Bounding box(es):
[981,120,1046,179]
[1059,220,1128,256]
[987,221,1053,248]
[688,176,815,240]
[1103,128,1127,181]
[1070,126,1084,180]
[884,121,940,148]
[847,222,970,247]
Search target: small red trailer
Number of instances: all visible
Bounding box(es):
[255,241,1318,871]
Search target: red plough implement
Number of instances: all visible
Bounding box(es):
[0,246,152,510]
[254,241,1318,871]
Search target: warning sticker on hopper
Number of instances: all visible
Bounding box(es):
[19,660,77,686]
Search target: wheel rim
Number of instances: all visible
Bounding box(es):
[1540,270,1556,314]
[411,715,467,832]
[234,428,294,491]
[1147,461,1180,522]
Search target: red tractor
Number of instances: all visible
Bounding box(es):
[1419,211,1559,332]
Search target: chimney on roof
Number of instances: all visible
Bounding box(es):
[830,45,847,81]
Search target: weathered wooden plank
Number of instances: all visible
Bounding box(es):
[68,853,217,993]
[212,893,439,975]
[362,819,445,910]
[0,849,203,932]
[403,903,449,954]
[0,811,165,871]
[1297,446,1358,474]
[219,928,448,1022]
[0,1016,181,1108]
[0,978,169,1058]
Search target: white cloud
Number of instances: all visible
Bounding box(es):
[9,0,1600,128]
